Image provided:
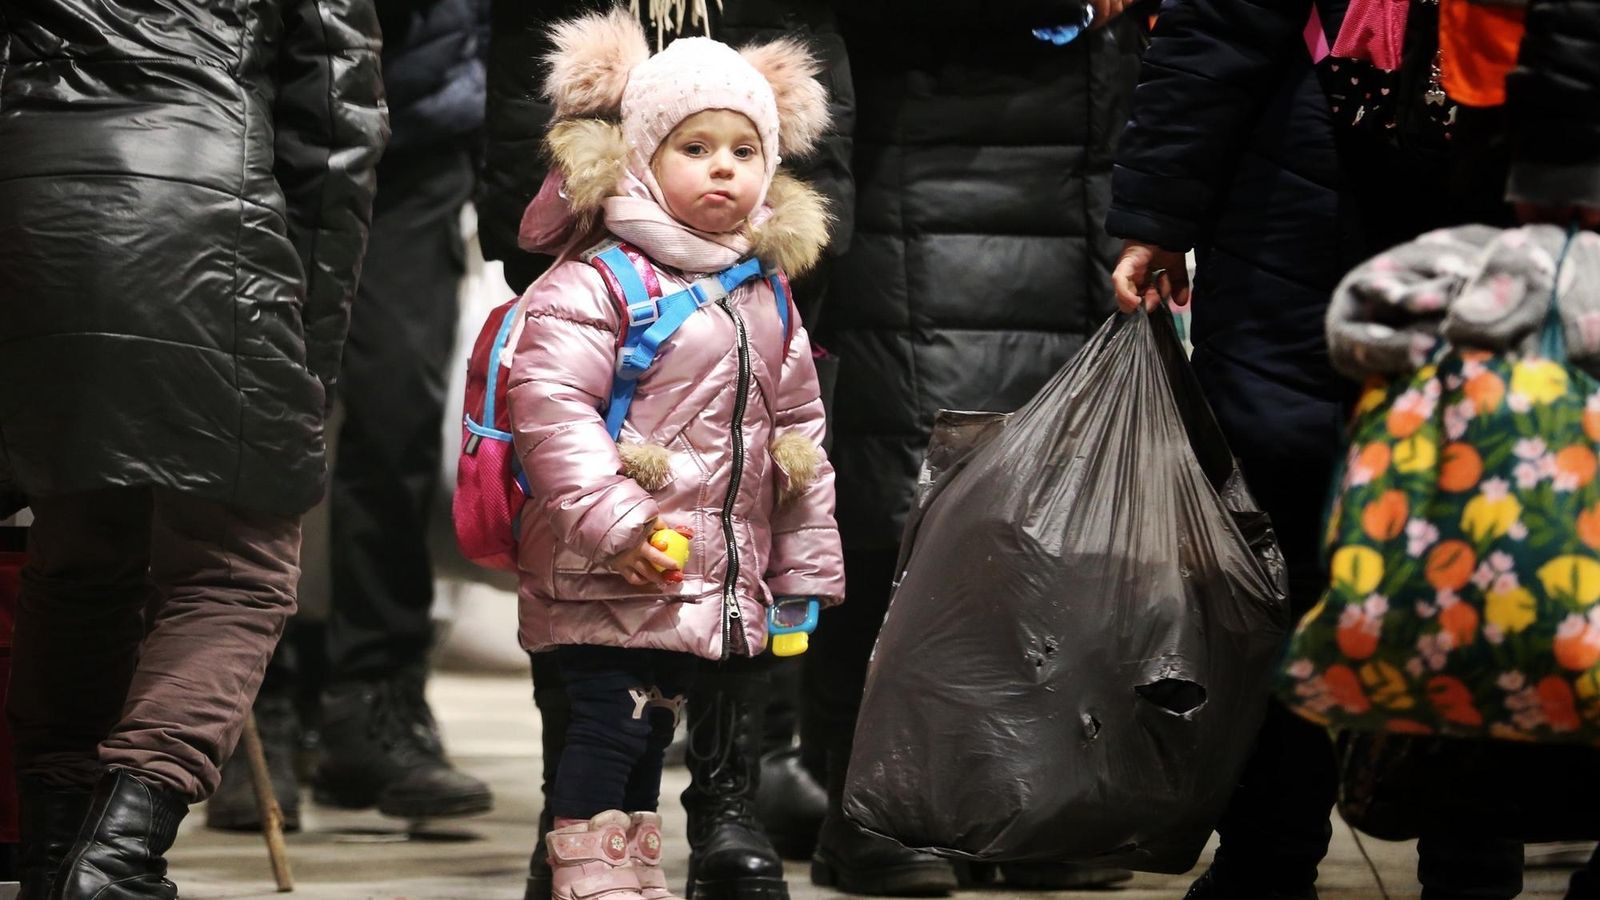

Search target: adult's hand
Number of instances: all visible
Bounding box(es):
[1090,0,1132,27]
[1111,239,1190,313]
[1515,202,1600,230]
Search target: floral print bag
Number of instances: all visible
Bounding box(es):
[1281,228,1600,743]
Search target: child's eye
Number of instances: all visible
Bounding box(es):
[682,143,707,156]
[733,146,756,160]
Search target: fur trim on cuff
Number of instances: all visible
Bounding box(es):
[543,8,649,119]
[751,171,831,276]
[547,119,627,220]
[619,442,675,492]
[739,38,830,157]
[771,431,824,504]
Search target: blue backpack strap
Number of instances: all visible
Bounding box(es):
[590,245,657,439]
[593,251,768,440]
[465,301,522,453]
[766,267,793,348]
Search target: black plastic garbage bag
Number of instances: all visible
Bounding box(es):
[842,309,1292,873]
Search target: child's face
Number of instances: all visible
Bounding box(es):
[650,109,765,234]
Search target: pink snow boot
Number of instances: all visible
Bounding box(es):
[627,812,683,900]
[547,811,644,900]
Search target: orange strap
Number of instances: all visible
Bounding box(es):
[1438,0,1527,108]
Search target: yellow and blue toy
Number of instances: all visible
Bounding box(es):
[768,597,819,657]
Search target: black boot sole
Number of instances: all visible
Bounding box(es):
[204,809,303,834]
[689,876,789,900]
[376,786,493,820]
[811,853,958,897]
[523,873,551,900]
[997,863,1133,889]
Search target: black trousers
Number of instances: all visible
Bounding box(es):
[550,646,695,820]
[800,547,897,778]
[316,145,475,683]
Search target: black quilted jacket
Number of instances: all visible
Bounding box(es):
[0,0,388,515]
[824,7,1142,550]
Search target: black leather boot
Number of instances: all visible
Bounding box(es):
[205,693,301,832]
[810,747,957,897]
[682,664,788,900]
[313,678,492,819]
[17,779,92,900]
[53,768,188,900]
[755,747,825,861]
[525,670,570,900]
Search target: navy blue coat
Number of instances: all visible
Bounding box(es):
[379,0,489,154]
[1107,0,1358,606]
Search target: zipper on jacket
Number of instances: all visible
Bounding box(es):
[717,296,752,660]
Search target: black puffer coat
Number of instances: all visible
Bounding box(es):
[1507,0,1600,209]
[824,9,1143,551]
[0,0,388,516]
[380,0,489,153]
[476,0,854,296]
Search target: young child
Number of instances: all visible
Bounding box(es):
[506,10,845,900]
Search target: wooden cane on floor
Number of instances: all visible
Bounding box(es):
[241,712,294,892]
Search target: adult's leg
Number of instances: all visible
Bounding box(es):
[101,488,300,799]
[1417,835,1523,900]
[1201,702,1339,895]
[324,146,473,683]
[803,546,957,896]
[10,489,154,790]
[10,489,153,900]
[314,145,490,819]
[55,489,298,900]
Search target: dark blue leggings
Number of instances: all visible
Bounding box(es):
[550,645,696,820]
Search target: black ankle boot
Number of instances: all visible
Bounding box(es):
[810,748,957,897]
[313,679,492,819]
[525,668,571,900]
[206,693,301,833]
[683,665,788,900]
[53,768,189,900]
[17,779,92,900]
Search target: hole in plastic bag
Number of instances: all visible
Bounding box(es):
[1081,712,1101,740]
[1136,678,1207,717]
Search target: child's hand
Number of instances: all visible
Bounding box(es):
[609,518,692,589]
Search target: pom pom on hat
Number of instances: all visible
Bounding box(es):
[542,8,649,118]
[740,38,829,157]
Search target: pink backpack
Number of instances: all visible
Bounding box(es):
[452,242,792,571]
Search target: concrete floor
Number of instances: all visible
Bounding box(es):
[168,673,1587,900]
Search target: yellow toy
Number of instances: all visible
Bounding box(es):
[649,528,691,574]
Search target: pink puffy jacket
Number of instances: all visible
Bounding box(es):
[507,249,846,661]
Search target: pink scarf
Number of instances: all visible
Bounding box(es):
[518,171,761,275]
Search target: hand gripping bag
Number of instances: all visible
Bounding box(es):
[842,308,1290,873]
